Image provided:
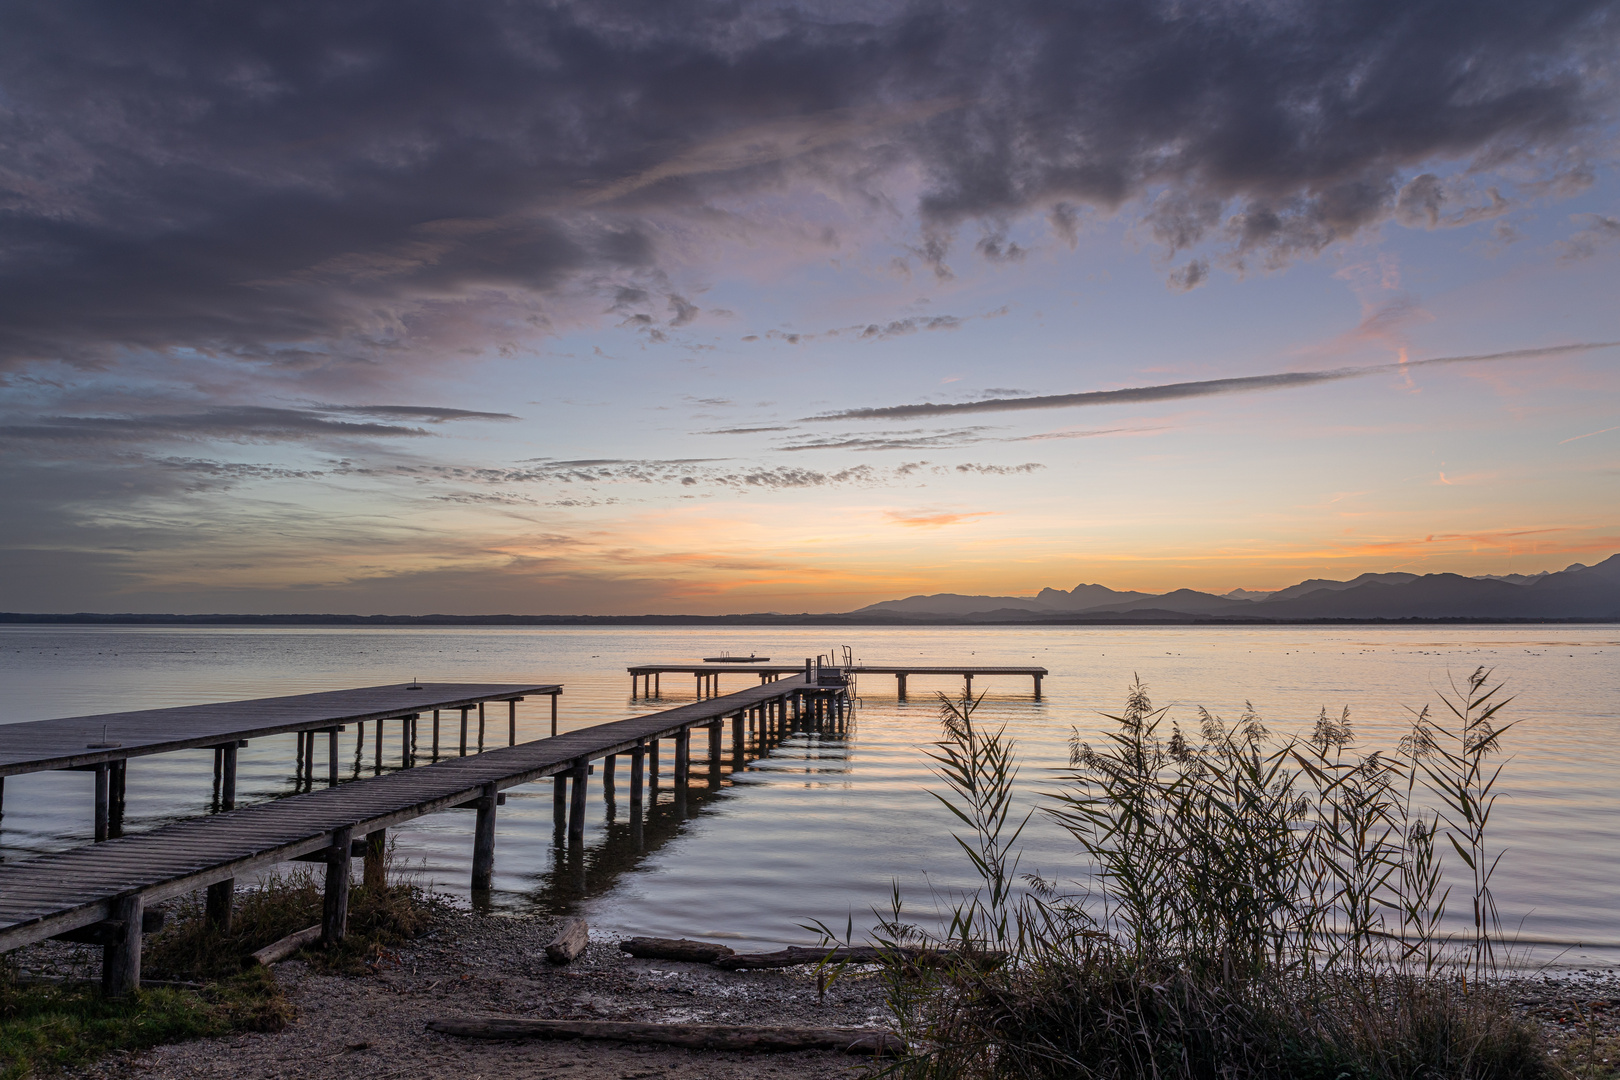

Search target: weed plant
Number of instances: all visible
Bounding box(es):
[853,667,1554,1080]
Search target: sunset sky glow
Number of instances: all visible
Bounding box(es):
[2,1,1618,614]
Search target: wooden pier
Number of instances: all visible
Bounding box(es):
[628,661,1046,700]
[0,674,843,995]
[0,683,560,842]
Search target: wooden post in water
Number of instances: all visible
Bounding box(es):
[322,825,353,946]
[896,673,907,701]
[629,744,645,807]
[459,707,470,756]
[550,693,558,737]
[648,738,660,783]
[94,762,109,842]
[553,773,567,827]
[707,722,721,782]
[402,715,412,767]
[374,715,384,770]
[964,673,973,697]
[1033,673,1042,700]
[477,701,486,752]
[568,759,588,840]
[674,729,690,787]
[602,754,616,800]
[472,783,498,889]
[732,712,745,767]
[102,892,143,996]
[509,699,517,745]
[432,710,441,759]
[328,728,339,785]
[364,829,387,892]
[222,743,237,810]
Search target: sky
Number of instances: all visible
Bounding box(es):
[2,0,1618,615]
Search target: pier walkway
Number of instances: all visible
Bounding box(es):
[0,674,834,993]
[628,661,1047,699]
[0,683,561,841]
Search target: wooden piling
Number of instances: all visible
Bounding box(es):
[478,701,486,752]
[648,738,660,782]
[732,712,745,766]
[364,829,387,892]
[222,743,237,810]
[472,783,498,889]
[553,774,567,826]
[707,722,722,781]
[403,715,412,766]
[674,729,690,787]
[1033,673,1042,699]
[102,892,142,996]
[602,754,616,799]
[322,825,353,947]
[94,762,109,842]
[460,707,470,756]
[328,729,339,786]
[629,744,645,807]
[568,759,588,839]
[509,699,517,746]
[432,710,441,759]
[550,693,558,737]
[896,673,907,701]
[374,714,383,769]
[206,878,234,932]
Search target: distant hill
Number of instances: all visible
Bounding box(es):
[844,554,1620,622]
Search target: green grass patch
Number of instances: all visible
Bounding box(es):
[0,967,288,1080]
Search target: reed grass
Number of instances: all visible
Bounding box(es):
[852,668,1557,1079]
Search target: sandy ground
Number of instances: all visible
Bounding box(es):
[49,910,891,1080]
[20,909,1620,1078]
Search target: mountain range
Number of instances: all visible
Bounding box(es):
[851,554,1620,622]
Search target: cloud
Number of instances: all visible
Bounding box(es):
[324,405,519,423]
[699,425,798,435]
[0,406,437,443]
[809,342,1620,420]
[0,0,1607,374]
[953,462,1044,474]
[884,510,996,528]
[1559,214,1620,260]
[776,427,993,451]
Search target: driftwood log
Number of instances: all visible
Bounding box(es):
[618,936,736,963]
[545,917,589,964]
[714,944,1009,970]
[426,1017,905,1056]
[248,924,321,966]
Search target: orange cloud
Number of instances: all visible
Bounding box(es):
[884,509,995,528]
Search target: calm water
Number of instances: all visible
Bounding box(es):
[1,625,1616,966]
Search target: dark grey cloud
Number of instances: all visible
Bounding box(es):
[325,405,519,422]
[0,0,1609,372]
[699,425,798,435]
[809,342,1620,421]
[0,405,433,442]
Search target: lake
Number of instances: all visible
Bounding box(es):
[1,624,1615,966]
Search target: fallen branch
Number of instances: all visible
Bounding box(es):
[618,937,736,963]
[248,924,321,966]
[426,1017,905,1056]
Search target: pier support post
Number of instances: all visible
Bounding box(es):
[550,693,558,737]
[328,728,339,786]
[553,773,567,827]
[602,754,616,800]
[432,711,441,760]
[509,700,517,746]
[477,702,486,752]
[674,729,690,787]
[221,743,236,810]
[94,762,109,842]
[707,722,722,783]
[472,784,498,889]
[403,716,413,767]
[206,878,234,932]
[964,674,973,697]
[695,673,702,700]
[629,744,645,807]
[374,715,384,769]
[102,893,143,997]
[568,759,588,840]
[1033,674,1042,700]
[365,829,387,892]
[648,738,659,783]
[459,708,470,756]
[896,673,907,701]
[322,825,353,947]
[732,712,745,767]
